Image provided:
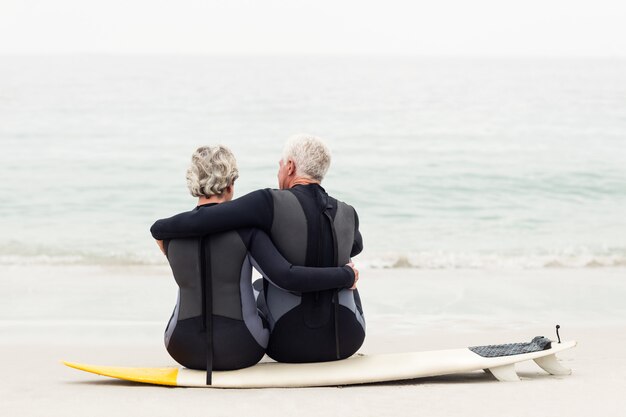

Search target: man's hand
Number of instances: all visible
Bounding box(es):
[156,239,166,256]
[346,262,359,289]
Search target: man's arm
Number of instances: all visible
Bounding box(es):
[350,210,364,257]
[150,189,274,240]
[244,229,356,292]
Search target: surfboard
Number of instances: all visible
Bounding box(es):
[63,338,576,387]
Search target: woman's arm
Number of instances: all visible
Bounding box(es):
[244,229,356,292]
[150,189,274,240]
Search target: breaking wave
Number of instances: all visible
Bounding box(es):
[1,242,625,270]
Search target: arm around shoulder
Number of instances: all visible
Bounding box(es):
[150,189,274,240]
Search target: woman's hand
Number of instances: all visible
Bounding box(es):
[346,262,359,289]
[156,239,166,256]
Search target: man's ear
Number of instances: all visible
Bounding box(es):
[287,159,296,176]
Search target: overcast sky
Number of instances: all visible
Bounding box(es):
[1,0,625,56]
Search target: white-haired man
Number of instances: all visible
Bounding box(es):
[152,134,365,363]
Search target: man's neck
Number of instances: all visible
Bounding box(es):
[288,177,320,188]
[197,195,227,206]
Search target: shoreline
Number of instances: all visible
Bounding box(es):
[3,264,626,336]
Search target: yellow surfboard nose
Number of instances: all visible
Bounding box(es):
[63,361,179,386]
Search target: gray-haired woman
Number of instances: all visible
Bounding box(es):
[157,145,358,380]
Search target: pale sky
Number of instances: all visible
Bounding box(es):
[1,0,625,56]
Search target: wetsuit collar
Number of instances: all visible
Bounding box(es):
[196,202,219,210]
[291,183,327,193]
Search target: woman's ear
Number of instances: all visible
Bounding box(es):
[225,183,235,200]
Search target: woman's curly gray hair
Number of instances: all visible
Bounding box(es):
[186,145,239,197]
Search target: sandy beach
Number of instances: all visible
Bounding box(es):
[2,264,625,416]
[3,2,626,415]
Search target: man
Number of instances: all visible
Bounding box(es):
[151,134,365,363]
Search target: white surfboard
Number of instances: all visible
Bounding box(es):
[63,339,576,388]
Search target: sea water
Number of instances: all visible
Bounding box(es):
[1,55,625,269]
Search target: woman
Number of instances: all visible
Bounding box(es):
[158,145,358,379]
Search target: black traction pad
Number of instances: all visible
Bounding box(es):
[469,336,552,357]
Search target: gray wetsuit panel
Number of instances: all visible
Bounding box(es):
[167,239,202,320]
[239,255,270,347]
[338,288,366,331]
[249,255,301,330]
[269,190,307,265]
[265,284,301,330]
[164,292,180,347]
[334,202,356,265]
[210,232,247,320]
[332,202,364,329]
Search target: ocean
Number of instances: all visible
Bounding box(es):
[1,55,625,269]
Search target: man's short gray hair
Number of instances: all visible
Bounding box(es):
[186,145,239,197]
[281,134,331,182]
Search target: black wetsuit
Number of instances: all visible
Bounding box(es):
[152,184,365,363]
[163,204,356,372]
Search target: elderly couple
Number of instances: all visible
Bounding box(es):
[150,134,365,382]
